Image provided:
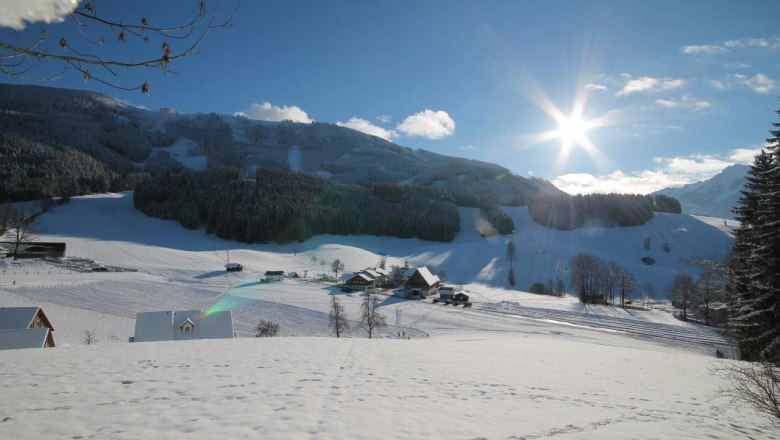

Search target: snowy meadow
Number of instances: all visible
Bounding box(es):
[0,193,775,438]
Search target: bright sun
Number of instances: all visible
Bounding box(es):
[555,114,589,148]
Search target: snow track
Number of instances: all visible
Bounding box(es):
[480,301,728,350]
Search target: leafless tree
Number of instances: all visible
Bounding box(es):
[331,258,344,278]
[255,320,279,337]
[618,267,635,308]
[0,0,236,93]
[641,281,656,309]
[2,204,42,261]
[328,296,349,338]
[83,330,96,345]
[668,274,697,321]
[714,360,780,427]
[697,266,726,325]
[360,292,386,339]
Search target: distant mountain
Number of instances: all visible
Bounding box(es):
[653,164,748,219]
[0,83,561,204]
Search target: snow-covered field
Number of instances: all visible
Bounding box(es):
[1,193,774,438]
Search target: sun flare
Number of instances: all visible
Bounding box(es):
[555,114,589,148]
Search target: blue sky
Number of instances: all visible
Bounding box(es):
[2,0,780,194]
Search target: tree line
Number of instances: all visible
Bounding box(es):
[529,193,681,230]
[568,253,637,306]
[134,167,462,244]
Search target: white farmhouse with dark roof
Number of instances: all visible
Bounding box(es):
[132,310,235,342]
[0,307,56,349]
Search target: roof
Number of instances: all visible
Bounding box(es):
[414,267,440,287]
[0,328,51,350]
[363,269,381,278]
[0,307,53,330]
[134,310,234,342]
[373,267,390,276]
[265,271,284,276]
[134,311,174,342]
[352,273,375,282]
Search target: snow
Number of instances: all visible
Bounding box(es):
[0,336,775,439]
[0,193,771,438]
[288,145,302,172]
[138,137,208,171]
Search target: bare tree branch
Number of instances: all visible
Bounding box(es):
[0,0,237,93]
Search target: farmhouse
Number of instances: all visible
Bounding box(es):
[404,267,441,297]
[390,267,416,286]
[344,267,390,291]
[345,272,376,290]
[0,307,55,349]
[132,310,235,342]
[0,242,66,258]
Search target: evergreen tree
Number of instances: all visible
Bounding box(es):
[727,109,780,362]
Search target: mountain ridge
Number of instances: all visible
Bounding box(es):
[653,164,748,219]
[0,82,561,205]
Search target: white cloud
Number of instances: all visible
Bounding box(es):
[235,102,313,123]
[376,115,392,124]
[616,76,685,96]
[709,80,726,91]
[724,37,780,50]
[553,151,752,195]
[336,117,398,141]
[655,95,710,111]
[396,109,456,140]
[458,145,476,151]
[681,44,727,54]
[585,83,608,93]
[729,147,765,164]
[0,0,78,30]
[724,62,751,69]
[732,73,777,94]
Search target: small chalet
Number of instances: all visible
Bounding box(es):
[263,271,284,282]
[438,287,455,300]
[225,262,243,272]
[404,267,441,297]
[0,307,55,350]
[132,310,235,342]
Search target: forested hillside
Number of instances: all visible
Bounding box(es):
[134,167,462,243]
[0,83,559,208]
[528,193,681,230]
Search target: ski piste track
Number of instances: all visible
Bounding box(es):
[479,301,729,352]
